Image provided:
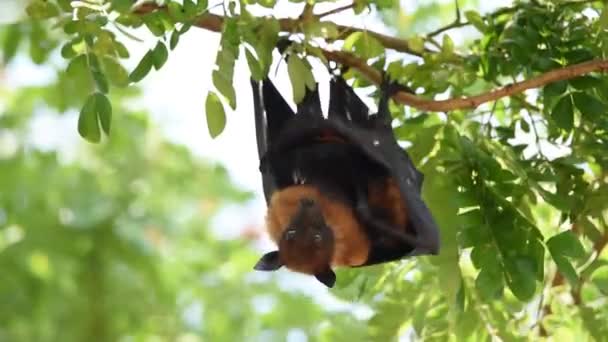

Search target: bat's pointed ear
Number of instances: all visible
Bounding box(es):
[253,251,283,271]
[314,268,336,288]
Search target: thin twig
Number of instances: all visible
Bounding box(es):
[316,2,356,18]
[427,0,462,38]
[485,100,498,137]
[528,112,548,160]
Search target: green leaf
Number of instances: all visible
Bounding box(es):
[26,0,60,20]
[94,93,112,135]
[167,2,188,22]
[78,94,101,143]
[551,94,574,131]
[547,231,586,260]
[464,10,487,33]
[179,23,193,34]
[56,0,73,11]
[255,20,279,75]
[409,36,425,54]
[3,24,22,63]
[101,57,129,88]
[66,54,94,90]
[600,6,608,30]
[343,32,385,59]
[129,50,154,83]
[77,92,112,142]
[182,0,198,17]
[170,30,180,50]
[152,42,168,70]
[287,55,315,104]
[212,71,237,110]
[573,92,605,120]
[87,53,101,71]
[442,34,455,56]
[544,80,568,98]
[554,255,579,286]
[570,76,602,90]
[504,256,537,301]
[245,49,263,81]
[475,267,503,300]
[205,92,226,138]
[111,0,132,13]
[305,22,339,39]
[142,13,167,37]
[92,71,109,94]
[114,41,130,58]
[61,41,78,59]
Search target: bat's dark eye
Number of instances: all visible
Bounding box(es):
[285,230,296,241]
[313,233,322,243]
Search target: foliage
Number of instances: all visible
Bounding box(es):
[2,0,608,340]
[0,32,358,342]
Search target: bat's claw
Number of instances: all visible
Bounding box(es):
[380,72,414,97]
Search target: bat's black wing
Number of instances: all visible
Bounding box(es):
[251,75,440,266]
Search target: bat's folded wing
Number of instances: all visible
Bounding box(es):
[251,76,440,262]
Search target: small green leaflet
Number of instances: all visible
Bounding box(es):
[408,36,425,54]
[129,41,169,83]
[205,91,226,138]
[167,2,188,22]
[287,55,316,104]
[255,19,279,76]
[78,93,112,143]
[3,24,22,63]
[211,19,239,110]
[170,30,180,50]
[26,0,60,20]
[212,70,237,110]
[102,57,129,88]
[129,50,154,83]
[464,10,487,33]
[152,41,168,70]
[544,80,568,97]
[343,32,385,59]
[573,92,605,120]
[547,230,586,286]
[305,22,339,39]
[475,267,503,300]
[92,70,109,94]
[547,231,586,260]
[600,6,608,30]
[503,256,537,301]
[442,34,455,56]
[245,49,263,81]
[551,94,573,131]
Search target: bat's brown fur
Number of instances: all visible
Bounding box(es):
[266,178,408,274]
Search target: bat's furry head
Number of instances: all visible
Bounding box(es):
[254,198,336,287]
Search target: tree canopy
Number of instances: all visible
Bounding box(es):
[2,0,608,340]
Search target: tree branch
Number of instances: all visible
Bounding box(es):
[134,4,427,56]
[133,4,608,112]
[325,52,608,112]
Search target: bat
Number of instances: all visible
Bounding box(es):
[250,73,440,288]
